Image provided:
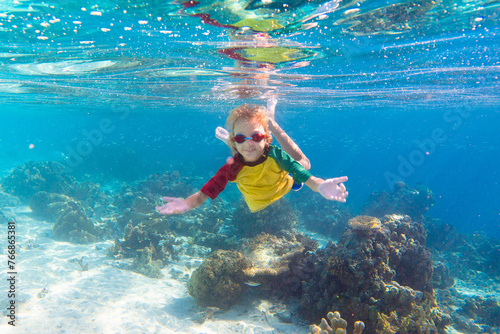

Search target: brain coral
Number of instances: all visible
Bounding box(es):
[187,250,250,309]
[348,215,382,231]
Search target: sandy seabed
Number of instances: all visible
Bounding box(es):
[0,206,308,334]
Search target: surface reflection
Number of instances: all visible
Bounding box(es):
[178,0,335,99]
[212,30,317,99]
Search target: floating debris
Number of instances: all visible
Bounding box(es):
[38,287,49,299]
[69,257,89,271]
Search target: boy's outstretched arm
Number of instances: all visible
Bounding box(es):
[305,176,348,202]
[156,191,209,215]
[267,98,311,170]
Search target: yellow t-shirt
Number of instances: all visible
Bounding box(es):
[235,156,294,212]
[201,145,312,212]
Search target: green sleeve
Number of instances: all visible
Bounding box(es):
[268,145,312,183]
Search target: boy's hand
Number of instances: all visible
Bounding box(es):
[156,197,190,215]
[318,176,348,202]
[266,97,277,120]
[215,126,229,144]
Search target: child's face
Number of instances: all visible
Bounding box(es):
[232,117,267,163]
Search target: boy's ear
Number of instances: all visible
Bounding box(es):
[266,133,273,145]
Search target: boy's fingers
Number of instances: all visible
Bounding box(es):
[156,206,168,214]
[334,176,348,183]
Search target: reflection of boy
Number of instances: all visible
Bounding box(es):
[180,0,338,34]
[156,101,348,215]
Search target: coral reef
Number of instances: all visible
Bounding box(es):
[423,218,459,250]
[1,161,118,244]
[361,182,434,222]
[241,232,317,281]
[431,262,454,290]
[348,216,382,236]
[112,171,196,220]
[231,198,298,238]
[52,200,103,243]
[426,218,500,333]
[109,170,233,277]
[425,218,500,278]
[445,288,500,333]
[29,191,75,219]
[375,302,448,334]
[243,231,321,298]
[191,230,237,251]
[111,170,229,238]
[29,191,105,243]
[131,246,164,278]
[459,296,500,328]
[291,214,447,334]
[5,161,497,334]
[170,200,234,251]
[112,185,137,212]
[109,218,180,278]
[187,250,250,309]
[138,171,196,201]
[1,161,78,201]
[310,311,365,334]
[71,180,112,213]
[186,231,318,309]
[111,198,233,278]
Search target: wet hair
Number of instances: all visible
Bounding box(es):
[225,103,273,152]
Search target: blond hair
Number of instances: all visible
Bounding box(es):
[226,104,273,152]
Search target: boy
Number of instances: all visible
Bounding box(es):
[156,103,347,215]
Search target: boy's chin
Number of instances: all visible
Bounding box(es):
[240,152,260,162]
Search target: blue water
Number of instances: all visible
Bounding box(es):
[1,0,499,240]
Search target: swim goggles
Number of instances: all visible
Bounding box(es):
[232,132,266,144]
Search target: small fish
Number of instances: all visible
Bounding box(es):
[245,281,261,287]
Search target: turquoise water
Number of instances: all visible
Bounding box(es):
[0,1,499,332]
[1,0,498,236]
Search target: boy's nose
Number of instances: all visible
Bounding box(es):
[243,140,255,147]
